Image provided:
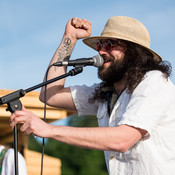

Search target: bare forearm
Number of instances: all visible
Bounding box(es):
[10,108,145,153]
[39,18,91,110]
[40,17,91,101]
[50,126,116,151]
[47,34,76,79]
[48,125,144,152]
[39,34,77,102]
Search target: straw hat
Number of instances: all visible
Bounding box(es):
[83,16,162,62]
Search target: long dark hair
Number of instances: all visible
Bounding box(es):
[89,42,171,103]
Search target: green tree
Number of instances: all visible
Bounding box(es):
[29,115,108,175]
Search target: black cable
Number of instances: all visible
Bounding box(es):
[39,64,83,175]
[40,64,53,175]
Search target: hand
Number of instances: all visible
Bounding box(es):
[10,106,52,138]
[64,17,91,40]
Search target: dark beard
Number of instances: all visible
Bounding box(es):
[98,56,127,84]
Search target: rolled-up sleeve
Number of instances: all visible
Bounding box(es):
[70,84,99,116]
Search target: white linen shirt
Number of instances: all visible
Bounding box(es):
[70,70,175,175]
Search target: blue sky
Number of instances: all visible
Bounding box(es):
[0,0,175,92]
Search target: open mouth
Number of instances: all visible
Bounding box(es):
[104,58,112,64]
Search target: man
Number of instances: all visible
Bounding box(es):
[0,145,27,175]
[10,16,175,174]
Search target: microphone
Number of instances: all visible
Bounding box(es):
[53,55,104,67]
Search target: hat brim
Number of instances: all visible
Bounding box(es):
[83,36,162,62]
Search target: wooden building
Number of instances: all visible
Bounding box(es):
[0,89,73,175]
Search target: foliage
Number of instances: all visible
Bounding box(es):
[29,115,108,175]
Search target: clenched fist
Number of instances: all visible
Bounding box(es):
[64,17,91,41]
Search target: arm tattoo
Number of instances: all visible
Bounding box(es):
[54,37,72,71]
[57,37,72,62]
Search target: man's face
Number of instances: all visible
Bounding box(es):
[97,39,127,83]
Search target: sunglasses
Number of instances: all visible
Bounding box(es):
[96,40,126,52]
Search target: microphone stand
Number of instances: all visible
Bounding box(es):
[0,66,83,175]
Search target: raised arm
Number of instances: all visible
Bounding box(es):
[39,17,91,111]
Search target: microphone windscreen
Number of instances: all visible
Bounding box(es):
[93,55,104,67]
